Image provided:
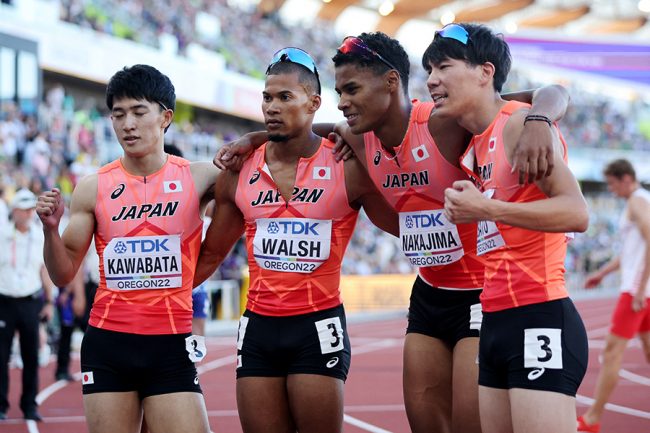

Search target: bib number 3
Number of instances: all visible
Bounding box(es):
[524,328,562,369]
[315,317,344,354]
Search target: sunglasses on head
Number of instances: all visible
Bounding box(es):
[434,23,470,45]
[338,36,399,72]
[266,47,321,94]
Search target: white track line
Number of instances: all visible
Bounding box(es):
[619,368,650,386]
[343,414,394,433]
[576,395,650,419]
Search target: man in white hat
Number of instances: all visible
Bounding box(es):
[0,188,54,421]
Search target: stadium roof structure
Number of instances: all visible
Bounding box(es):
[257,0,650,37]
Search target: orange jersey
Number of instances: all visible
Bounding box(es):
[235,139,358,316]
[90,156,203,334]
[363,100,484,289]
[460,101,569,312]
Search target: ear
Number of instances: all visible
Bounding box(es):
[479,62,496,88]
[162,109,174,130]
[308,94,321,114]
[387,70,400,93]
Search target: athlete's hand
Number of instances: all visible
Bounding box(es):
[511,120,554,185]
[37,188,65,230]
[444,180,488,224]
[583,272,604,289]
[632,291,647,312]
[329,132,354,162]
[213,140,253,171]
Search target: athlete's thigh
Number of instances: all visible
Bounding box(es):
[287,373,344,433]
[142,392,210,433]
[403,333,453,432]
[237,377,294,433]
[83,392,142,433]
[509,388,576,433]
[478,386,512,433]
[639,331,650,362]
[451,337,480,433]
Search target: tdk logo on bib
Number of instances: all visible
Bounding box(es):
[268,220,320,236]
[405,212,444,229]
[114,239,170,254]
[113,241,128,254]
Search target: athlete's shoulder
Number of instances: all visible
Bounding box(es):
[97,158,122,175]
[168,155,190,167]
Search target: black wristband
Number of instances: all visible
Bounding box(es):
[524,114,552,127]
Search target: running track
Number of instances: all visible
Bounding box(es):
[2,297,649,432]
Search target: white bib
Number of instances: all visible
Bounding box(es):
[476,190,505,256]
[399,210,464,267]
[103,235,182,290]
[253,218,332,273]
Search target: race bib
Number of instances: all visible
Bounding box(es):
[103,235,182,290]
[476,190,505,256]
[253,218,332,273]
[399,210,464,267]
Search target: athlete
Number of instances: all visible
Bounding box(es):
[36,65,217,433]
[577,159,650,433]
[429,23,588,433]
[194,47,398,433]
[215,32,569,433]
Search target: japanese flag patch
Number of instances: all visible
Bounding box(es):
[412,144,430,162]
[313,167,331,180]
[82,371,94,385]
[163,180,183,193]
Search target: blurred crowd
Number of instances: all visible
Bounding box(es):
[57,0,650,152]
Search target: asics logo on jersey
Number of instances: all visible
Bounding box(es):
[111,183,125,199]
[373,151,381,166]
[326,357,339,368]
[528,368,545,381]
[194,376,199,385]
[249,171,260,185]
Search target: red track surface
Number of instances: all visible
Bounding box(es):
[2,297,649,432]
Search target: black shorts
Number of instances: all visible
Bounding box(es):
[80,326,202,399]
[406,276,482,346]
[478,298,588,396]
[236,305,351,381]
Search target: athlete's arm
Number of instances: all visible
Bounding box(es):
[444,110,588,233]
[190,161,220,212]
[215,124,355,170]
[37,177,96,287]
[629,195,650,310]
[344,156,398,237]
[194,170,245,287]
[584,256,620,288]
[503,85,570,184]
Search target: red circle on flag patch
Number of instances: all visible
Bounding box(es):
[417,149,424,158]
[318,169,326,177]
[169,183,177,190]
[83,374,88,382]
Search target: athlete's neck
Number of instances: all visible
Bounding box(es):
[374,94,412,152]
[267,131,321,163]
[457,93,506,136]
[121,151,168,177]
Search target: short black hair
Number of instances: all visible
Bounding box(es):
[604,159,636,181]
[422,23,511,92]
[106,64,176,112]
[332,32,410,94]
[266,61,321,96]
